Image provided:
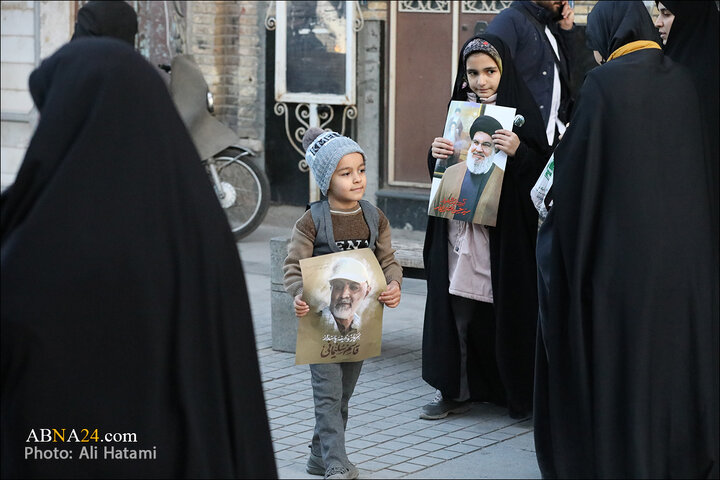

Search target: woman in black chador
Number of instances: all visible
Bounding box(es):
[1,38,277,479]
[533,2,718,478]
[659,0,719,262]
[421,34,550,420]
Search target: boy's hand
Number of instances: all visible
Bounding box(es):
[294,294,310,317]
[378,280,401,308]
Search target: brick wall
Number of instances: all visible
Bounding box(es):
[363,1,388,21]
[187,1,264,153]
[573,1,657,25]
[573,1,594,25]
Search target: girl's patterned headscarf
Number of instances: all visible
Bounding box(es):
[462,38,503,74]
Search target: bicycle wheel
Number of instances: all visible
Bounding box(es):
[209,147,270,240]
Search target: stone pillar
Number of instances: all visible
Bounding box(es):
[236,0,264,158]
[270,236,297,352]
[356,19,382,205]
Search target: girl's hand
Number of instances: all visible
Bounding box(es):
[294,294,310,318]
[492,129,521,157]
[431,137,454,160]
[378,280,401,308]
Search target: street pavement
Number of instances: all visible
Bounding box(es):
[237,206,541,479]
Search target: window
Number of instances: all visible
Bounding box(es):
[275,1,356,105]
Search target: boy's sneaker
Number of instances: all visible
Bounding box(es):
[306,451,325,476]
[325,464,359,480]
[419,390,471,420]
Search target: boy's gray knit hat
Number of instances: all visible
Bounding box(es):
[302,127,365,196]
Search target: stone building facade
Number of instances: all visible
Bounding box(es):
[1,1,74,189]
[2,0,657,228]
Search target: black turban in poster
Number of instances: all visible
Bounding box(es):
[1,38,277,479]
[534,2,718,478]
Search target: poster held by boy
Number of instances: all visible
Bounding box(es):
[296,249,387,365]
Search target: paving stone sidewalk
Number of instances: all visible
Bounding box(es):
[238,207,541,479]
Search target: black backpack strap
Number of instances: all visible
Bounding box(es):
[359,200,380,250]
[309,199,339,254]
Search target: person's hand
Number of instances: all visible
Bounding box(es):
[378,280,401,308]
[492,129,520,157]
[558,1,574,30]
[294,294,310,317]
[431,137,454,160]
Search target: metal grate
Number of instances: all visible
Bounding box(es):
[398,1,452,13]
[461,1,513,14]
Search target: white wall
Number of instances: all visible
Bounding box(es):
[1,1,72,190]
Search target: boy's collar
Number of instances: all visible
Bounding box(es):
[328,201,362,214]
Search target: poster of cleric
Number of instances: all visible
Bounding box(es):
[295,249,387,365]
[428,101,516,226]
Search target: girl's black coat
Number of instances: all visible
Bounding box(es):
[421,34,550,414]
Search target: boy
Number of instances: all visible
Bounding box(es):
[283,127,402,479]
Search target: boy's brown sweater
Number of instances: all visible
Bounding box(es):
[282,204,403,297]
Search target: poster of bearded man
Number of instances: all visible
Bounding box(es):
[428,102,516,226]
[295,249,387,365]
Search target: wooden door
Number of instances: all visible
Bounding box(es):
[387,1,509,188]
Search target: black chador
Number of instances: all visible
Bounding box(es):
[1,38,277,479]
[533,3,718,478]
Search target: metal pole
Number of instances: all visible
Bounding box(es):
[308,103,321,203]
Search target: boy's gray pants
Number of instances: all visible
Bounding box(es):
[309,361,364,470]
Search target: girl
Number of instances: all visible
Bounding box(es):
[421,34,550,420]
